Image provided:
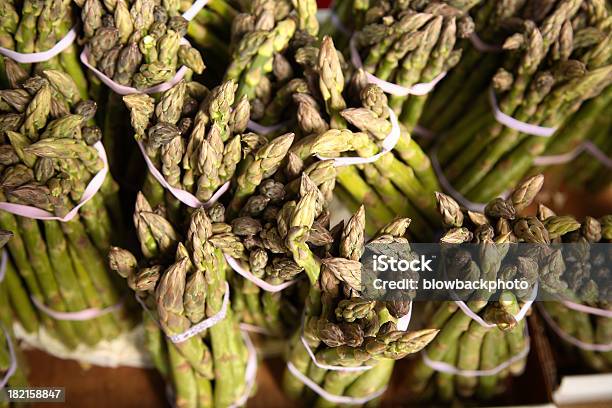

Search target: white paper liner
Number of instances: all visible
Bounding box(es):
[0,26,77,63]
[0,142,108,222]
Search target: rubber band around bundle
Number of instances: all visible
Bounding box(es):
[136,141,230,208]
[489,88,557,137]
[30,296,124,321]
[561,299,612,318]
[239,323,272,336]
[229,330,259,408]
[0,141,109,222]
[412,125,437,140]
[224,254,299,293]
[0,324,17,389]
[430,142,511,212]
[454,282,538,329]
[422,327,531,377]
[80,38,191,95]
[538,303,612,352]
[181,0,210,21]
[0,26,77,63]
[350,36,447,97]
[0,250,7,284]
[533,140,612,167]
[286,361,387,405]
[246,120,291,135]
[469,32,504,53]
[316,107,401,167]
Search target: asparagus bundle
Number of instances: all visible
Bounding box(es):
[1,230,29,406]
[421,0,535,132]
[431,0,612,204]
[538,84,612,192]
[538,211,612,372]
[406,175,551,403]
[76,0,205,89]
[0,0,88,96]
[282,206,439,407]
[224,0,319,124]
[110,194,253,408]
[122,78,250,220]
[348,1,477,131]
[282,36,441,238]
[0,60,130,350]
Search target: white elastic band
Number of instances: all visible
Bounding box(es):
[469,32,503,53]
[0,141,109,222]
[80,39,191,96]
[489,88,557,137]
[246,120,290,135]
[350,36,447,97]
[168,282,230,343]
[0,26,77,63]
[538,303,612,352]
[239,323,272,335]
[0,250,7,284]
[455,282,538,329]
[137,141,230,209]
[224,254,298,292]
[316,107,401,167]
[533,141,612,167]
[229,330,258,408]
[0,325,17,389]
[561,300,612,318]
[31,296,124,321]
[182,0,210,21]
[422,329,531,377]
[412,125,437,140]
[286,361,387,404]
[430,143,511,212]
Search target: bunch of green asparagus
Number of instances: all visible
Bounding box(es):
[282,205,439,407]
[1,230,29,407]
[76,0,205,89]
[0,60,130,349]
[430,0,612,204]
[407,175,553,402]
[281,35,440,238]
[123,78,250,220]
[348,1,476,131]
[0,0,88,96]
[538,85,612,192]
[224,0,319,123]
[110,194,252,408]
[539,212,612,372]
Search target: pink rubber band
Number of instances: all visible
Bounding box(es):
[0,325,17,389]
[561,300,612,318]
[489,88,557,137]
[0,250,7,284]
[224,254,298,293]
[246,120,290,135]
[80,40,191,95]
[350,36,447,97]
[422,327,530,377]
[239,323,272,336]
[538,303,612,352]
[533,141,612,167]
[455,282,538,329]
[0,26,77,63]
[287,361,387,404]
[0,141,109,222]
[31,296,124,321]
[316,107,401,167]
[412,125,437,140]
[469,32,503,53]
[182,0,210,21]
[136,141,230,209]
